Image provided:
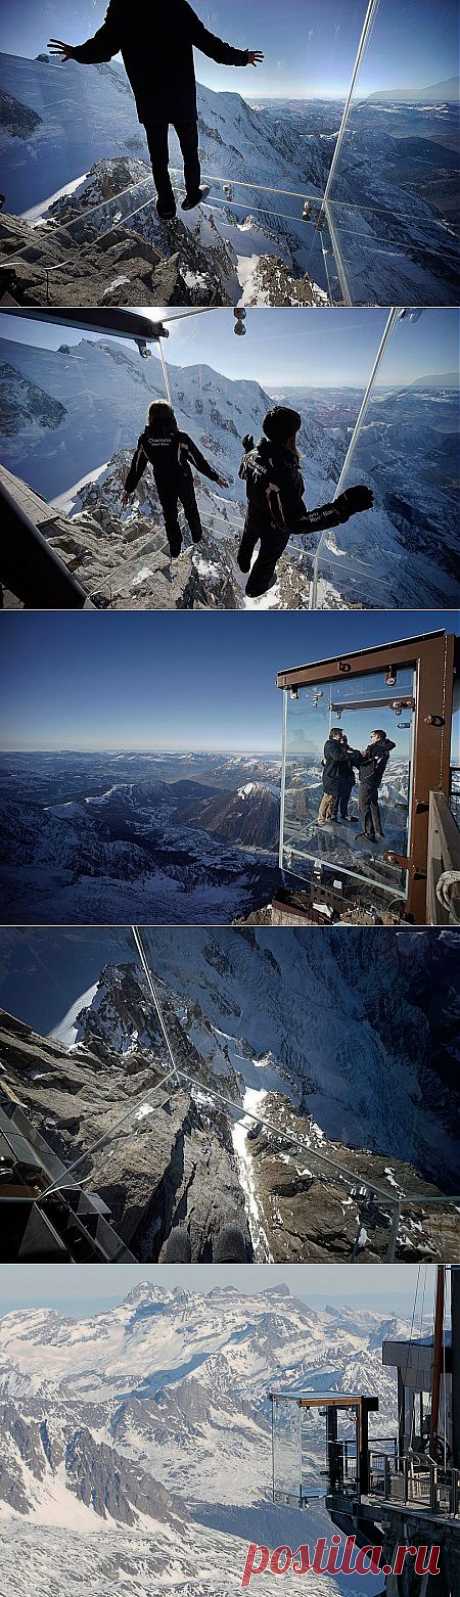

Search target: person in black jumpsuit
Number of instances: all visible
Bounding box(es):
[49,4,263,219]
[123,399,228,556]
[357,731,396,841]
[238,407,374,599]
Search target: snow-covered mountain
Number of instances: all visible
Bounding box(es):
[0,1280,413,1592]
[1,49,458,304]
[0,786,279,927]
[1,335,458,609]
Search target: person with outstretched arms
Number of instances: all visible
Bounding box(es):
[122,399,228,555]
[238,406,373,599]
[48,4,263,220]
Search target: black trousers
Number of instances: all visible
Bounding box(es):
[237,515,289,598]
[338,782,354,820]
[359,786,383,839]
[159,473,202,557]
[144,118,201,205]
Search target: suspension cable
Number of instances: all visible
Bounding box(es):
[38,1065,178,1199]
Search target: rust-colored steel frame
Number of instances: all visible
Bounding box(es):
[277,631,457,924]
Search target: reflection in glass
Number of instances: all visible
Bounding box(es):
[281,669,415,899]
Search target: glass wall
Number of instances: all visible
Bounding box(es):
[324,0,460,306]
[0,2,366,306]
[1,2,458,307]
[314,308,460,610]
[1,306,458,612]
[281,667,416,900]
[272,1396,303,1504]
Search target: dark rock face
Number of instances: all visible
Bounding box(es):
[0,1403,50,1513]
[0,1400,186,1528]
[244,1091,460,1264]
[0,999,251,1262]
[64,1426,182,1526]
[0,361,66,435]
[0,90,42,137]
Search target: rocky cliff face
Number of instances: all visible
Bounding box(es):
[0,928,458,1261]
[0,1002,249,1261]
[0,1399,186,1529]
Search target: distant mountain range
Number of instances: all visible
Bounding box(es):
[366,77,459,104]
[0,1278,414,1592]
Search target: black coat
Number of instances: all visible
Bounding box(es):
[239,437,349,538]
[125,427,221,499]
[322,738,360,799]
[358,739,396,797]
[73,0,250,123]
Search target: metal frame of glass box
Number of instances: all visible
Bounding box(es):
[277,630,458,924]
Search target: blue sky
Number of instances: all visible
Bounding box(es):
[1,1,457,97]
[0,612,456,753]
[1,308,458,390]
[0,1262,436,1318]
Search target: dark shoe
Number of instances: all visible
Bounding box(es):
[213,1224,250,1263]
[159,1226,191,1263]
[168,536,182,559]
[191,529,203,544]
[347,815,359,824]
[182,184,210,211]
[245,571,277,598]
[157,196,176,221]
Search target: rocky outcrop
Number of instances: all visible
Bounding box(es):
[64,1427,184,1526]
[0,360,66,435]
[243,1091,460,1264]
[0,1400,186,1528]
[0,1004,250,1261]
[0,89,42,138]
[0,1404,49,1513]
[243,254,328,307]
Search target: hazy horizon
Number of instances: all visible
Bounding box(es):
[0,1262,438,1319]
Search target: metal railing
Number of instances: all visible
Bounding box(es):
[450,769,460,827]
[427,790,460,925]
[369,1451,460,1519]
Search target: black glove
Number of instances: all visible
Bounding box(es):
[336,484,374,520]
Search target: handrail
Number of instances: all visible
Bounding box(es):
[427,791,460,925]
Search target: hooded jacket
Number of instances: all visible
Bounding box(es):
[125,426,222,498]
[73,0,250,123]
[239,437,369,538]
